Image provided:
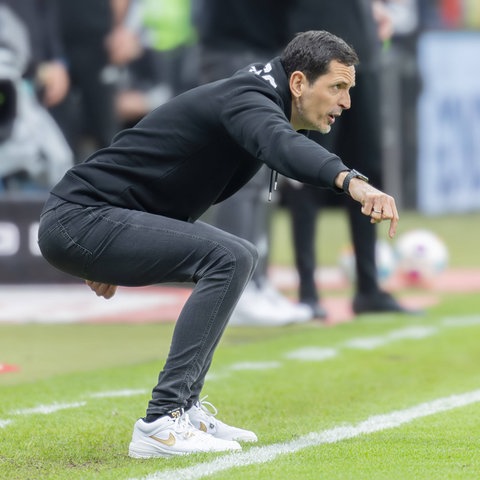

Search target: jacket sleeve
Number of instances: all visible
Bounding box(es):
[219,84,349,189]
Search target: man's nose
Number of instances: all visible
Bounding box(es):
[340,91,351,110]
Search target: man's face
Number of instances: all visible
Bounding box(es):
[290,60,356,133]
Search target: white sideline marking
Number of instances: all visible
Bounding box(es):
[343,326,437,350]
[229,361,281,371]
[88,389,148,399]
[342,336,386,350]
[0,419,12,428]
[205,372,230,382]
[1,392,146,429]
[442,315,480,327]
[205,324,448,382]
[284,347,338,361]
[130,389,480,480]
[11,401,86,415]
[388,325,438,340]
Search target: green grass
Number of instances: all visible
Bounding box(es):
[1,209,480,479]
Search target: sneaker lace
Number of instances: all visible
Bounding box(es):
[174,412,196,439]
[197,395,218,420]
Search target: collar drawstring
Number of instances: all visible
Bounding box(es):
[268,169,278,201]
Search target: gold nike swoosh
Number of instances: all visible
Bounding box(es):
[199,421,207,433]
[150,433,176,447]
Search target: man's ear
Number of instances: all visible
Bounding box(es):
[289,71,306,98]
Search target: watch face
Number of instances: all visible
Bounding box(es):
[352,170,369,182]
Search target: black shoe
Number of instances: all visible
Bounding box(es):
[352,291,423,315]
[300,301,328,320]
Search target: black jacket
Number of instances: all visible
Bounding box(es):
[51,57,348,222]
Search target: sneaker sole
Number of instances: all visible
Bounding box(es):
[129,442,183,458]
[128,440,242,458]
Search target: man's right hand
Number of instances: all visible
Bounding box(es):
[334,171,399,239]
[348,178,399,239]
[85,280,118,299]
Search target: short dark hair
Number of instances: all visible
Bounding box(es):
[280,30,359,84]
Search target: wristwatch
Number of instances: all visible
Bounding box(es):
[342,169,369,195]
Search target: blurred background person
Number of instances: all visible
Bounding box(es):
[281,0,417,318]
[0,0,69,108]
[140,0,198,96]
[0,0,72,192]
[49,0,141,164]
[194,0,313,326]
[114,0,199,128]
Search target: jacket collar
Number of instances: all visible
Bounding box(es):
[244,56,292,120]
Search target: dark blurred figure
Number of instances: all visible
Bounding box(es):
[0,0,69,107]
[194,0,313,326]
[50,0,141,163]
[115,0,198,128]
[283,0,413,317]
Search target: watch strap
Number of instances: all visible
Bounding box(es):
[342,169,369,195]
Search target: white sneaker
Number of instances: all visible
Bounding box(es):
[187,397,258,443]
[230,283,311,326]
[228,285,276,326]
[260,283,312,322]
[128,409,241,458]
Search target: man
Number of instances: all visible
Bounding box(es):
[38,31,399,458]
[49,0,139,164]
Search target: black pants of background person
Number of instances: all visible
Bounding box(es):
[283,67,396,314]
[49,44,119,164]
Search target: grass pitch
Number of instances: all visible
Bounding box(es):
[1,208,480,479]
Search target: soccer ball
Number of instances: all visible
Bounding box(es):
[338,240,397,285]
[395,229,448,286]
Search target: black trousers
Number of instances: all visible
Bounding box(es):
[49,44,119,163]
[38,195,258,415]
[283,67,383,303]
